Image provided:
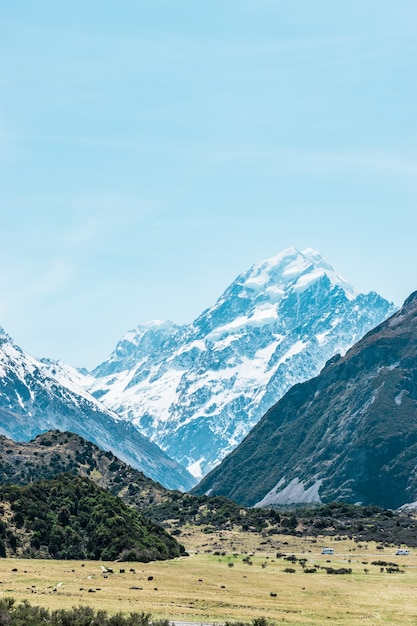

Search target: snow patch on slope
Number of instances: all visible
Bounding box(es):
[395,390,406,406]
[187,457,206,479]
[255,477,323,507]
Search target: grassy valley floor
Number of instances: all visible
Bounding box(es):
[1,532,417,624]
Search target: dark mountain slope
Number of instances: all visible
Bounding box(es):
[193,292,417,509]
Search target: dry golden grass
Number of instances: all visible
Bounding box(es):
[1,531,417,624]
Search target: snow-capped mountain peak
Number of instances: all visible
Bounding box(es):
[39,358,98,402]
[93,320,186,378]
[242,247,355,301]
[81,248,396,479]
[124,319,182,344]
[195,248,356,338]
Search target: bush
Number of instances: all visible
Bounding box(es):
[0,600,274,626]
[225,620,269,626]
[0,599,156,625]
[325,567,352,575]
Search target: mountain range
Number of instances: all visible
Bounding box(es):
[0,247,397,493]
[193,291,417,510]
[69,247,395,478]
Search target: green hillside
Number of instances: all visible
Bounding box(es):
[0,474,183,561]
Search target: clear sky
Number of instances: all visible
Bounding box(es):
[0,1,416,369]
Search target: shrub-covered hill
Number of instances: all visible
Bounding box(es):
[0,474,184,561]
[0,430,169,508]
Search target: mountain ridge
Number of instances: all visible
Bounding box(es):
[0,429,170,508]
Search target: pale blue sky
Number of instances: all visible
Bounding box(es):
[0,1,416,368]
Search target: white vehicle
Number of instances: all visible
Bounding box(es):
[395,549,410,556]
[321,548,334,555]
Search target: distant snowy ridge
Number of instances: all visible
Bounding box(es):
[59,247,396,479]
[0,331,195,491]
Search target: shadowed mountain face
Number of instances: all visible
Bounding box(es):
[192,292,417,510]
[73,248,395,479]
[0,329,195,491]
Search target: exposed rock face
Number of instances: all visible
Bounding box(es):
[192,292,417,510]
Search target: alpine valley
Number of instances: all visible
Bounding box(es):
[57,247,396,480]
[193,291,417,510]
